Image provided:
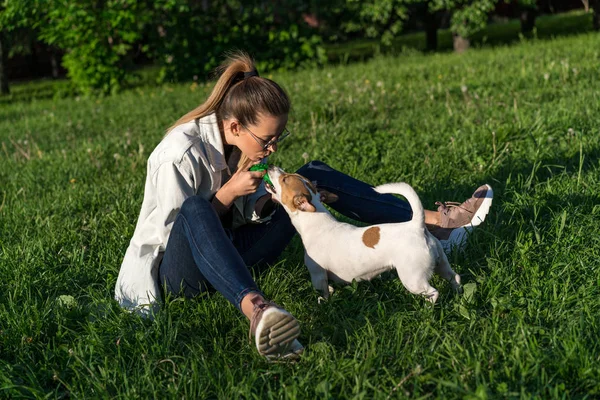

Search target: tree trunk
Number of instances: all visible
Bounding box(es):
[50,49,60,79]
[30,37,40,78]
[593,0,600,30]
[0,31,10,95]
[581,0,589,12]
[425,9,438,51]
[452,33,469,53]
[520,8,536,36]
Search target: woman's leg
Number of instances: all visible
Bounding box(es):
[159,196,262,311]
[296,160,493,250]
[230,205,297,268]
[297,160,414,224]
[158,196,301,358]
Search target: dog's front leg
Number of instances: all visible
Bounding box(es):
[304,252,330,302]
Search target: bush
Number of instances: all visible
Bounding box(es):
[38,0,150,95]
[315,0,413,46]
[147,0,326,83]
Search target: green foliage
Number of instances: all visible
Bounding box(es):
[0,0,34,31]
[37,0,150,95]
[147,0,326,83]
[317,0,415,46]
[431,0,497,38]
[518,0,537,10]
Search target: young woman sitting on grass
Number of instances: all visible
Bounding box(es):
[114,51,493,360]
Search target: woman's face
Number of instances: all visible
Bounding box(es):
[234,113,288,162]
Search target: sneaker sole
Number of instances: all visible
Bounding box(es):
[255,308,301,358]
[264,339,305,362]
[469,184,493,227]
[441,185,493,252]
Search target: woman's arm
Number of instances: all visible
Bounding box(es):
[153,162,197,246]
[211,186,236,218]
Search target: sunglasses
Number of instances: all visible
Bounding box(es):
[241,124,291,151]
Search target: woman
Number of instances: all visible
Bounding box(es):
[115,51,493,361]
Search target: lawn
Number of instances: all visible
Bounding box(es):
[1,30,600,399]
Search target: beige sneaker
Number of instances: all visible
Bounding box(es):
[431,184,493,252]
[249,301,302,361]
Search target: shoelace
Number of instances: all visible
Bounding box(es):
[249,301,277,341]
[435,201,473,215]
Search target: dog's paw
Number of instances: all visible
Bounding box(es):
[317,296,327,305]
[328,285,334,295]
[452,275,463,293]
[425,290,439,304]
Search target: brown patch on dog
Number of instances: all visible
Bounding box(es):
[362,226,380,248]
[279,174,316,212]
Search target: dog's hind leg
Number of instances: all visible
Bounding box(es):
[397,269,440,304]
[304,252,330,301]
[433,239,462,292]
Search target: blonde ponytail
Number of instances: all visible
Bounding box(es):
[167,51,256,133]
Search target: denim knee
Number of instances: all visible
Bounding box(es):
[296,160,332,180]
[179,195,215,222]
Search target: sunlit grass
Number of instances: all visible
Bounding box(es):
[1,31,600,398]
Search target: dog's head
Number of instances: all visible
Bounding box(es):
[265,166,319,214]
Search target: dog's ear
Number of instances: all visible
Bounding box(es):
[293,174,318,194]
[304,179,318,194]
[294,194,316,212]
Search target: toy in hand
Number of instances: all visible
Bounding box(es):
[249,163,273,186]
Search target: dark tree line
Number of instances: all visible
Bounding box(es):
[1,0,598,95]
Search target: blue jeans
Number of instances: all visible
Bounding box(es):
[158,160,413,309]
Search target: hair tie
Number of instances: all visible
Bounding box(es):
[243,69,259,79]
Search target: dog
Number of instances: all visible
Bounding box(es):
[264,166,461,303]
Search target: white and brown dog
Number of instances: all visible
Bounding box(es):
[265,166,461,303]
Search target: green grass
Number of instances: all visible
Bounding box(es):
[2,30,600,399]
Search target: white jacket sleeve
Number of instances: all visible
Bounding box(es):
[152,160,198,248]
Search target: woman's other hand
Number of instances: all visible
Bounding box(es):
[218,166,265,205]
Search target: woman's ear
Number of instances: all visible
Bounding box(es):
[229,120,241,137]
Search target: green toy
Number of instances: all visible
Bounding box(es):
[249,163,273,186]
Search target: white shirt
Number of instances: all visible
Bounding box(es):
[114,113,269,315]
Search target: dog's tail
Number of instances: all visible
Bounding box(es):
[373,182,425,228]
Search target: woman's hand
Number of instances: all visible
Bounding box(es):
[215,166,265,208]
[227,167,266,197]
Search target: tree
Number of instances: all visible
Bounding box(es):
[147,0,326,82]
[36,0,151,95]
[518,0,537,36]
[0,0,35,95]
[430,0,497,53]
[423,6,440,51]
[592,0,600,30]
[0,30,7,94]
[314,0,415,46]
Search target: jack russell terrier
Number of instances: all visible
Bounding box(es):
[264,166,462,303]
